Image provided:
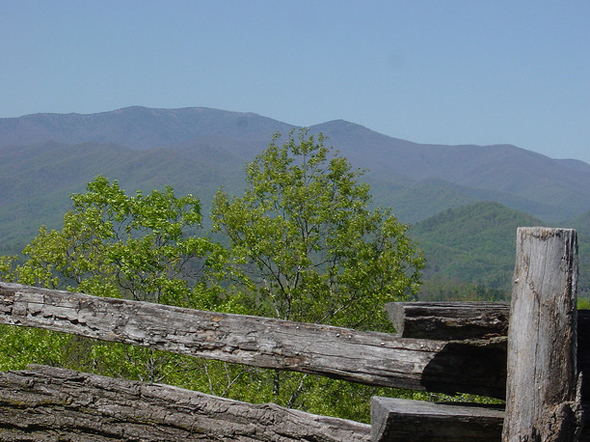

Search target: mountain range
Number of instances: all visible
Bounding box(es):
[1,106,589,295]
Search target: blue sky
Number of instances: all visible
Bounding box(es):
[1,1,589,162]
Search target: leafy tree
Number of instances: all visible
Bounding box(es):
[15,176,226,308]
[0,255,15,281]
[0,135,425,422]
[0,176,230,383]
[209,129,425,420]
[212,129,424,330]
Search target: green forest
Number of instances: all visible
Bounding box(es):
[411,202,590,300]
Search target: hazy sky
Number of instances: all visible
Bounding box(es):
[1,1,589,162]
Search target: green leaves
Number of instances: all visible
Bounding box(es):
[208,129,426,420]
[15,175,226,307]
[212,129,424,329]
[0,175,240,396]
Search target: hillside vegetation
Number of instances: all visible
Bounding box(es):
[409,201,590,300]
[409,201,542,300]
[0,141,245,252]
[2,106,590,226]
[559,209,590,296]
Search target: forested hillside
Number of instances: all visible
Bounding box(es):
[1,106,589,300]
[0,141,246,252]
[2,106,590,228]
[560,210,590,296]
[409,201,590,299]
[410,202,542,300]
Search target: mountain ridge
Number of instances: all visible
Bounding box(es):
[0,106,294,150]
[1,106,589,246]
[2,107,589,296]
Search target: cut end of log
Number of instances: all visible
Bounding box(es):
[371,397,504,442]
[385,302,510,341]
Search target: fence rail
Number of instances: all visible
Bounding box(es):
[0,281,507,398]
[0,227,585,441]
[0,364,371,442]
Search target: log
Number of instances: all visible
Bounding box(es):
[0,364,370,442]
[0,282,507,398]
[385,302,510,340]
[371,398,590,442]
[386,302,590,402]
[386,302,590,343]
[502,227,582,441]
[371,397,504,442]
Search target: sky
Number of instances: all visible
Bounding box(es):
[1,1,589,162]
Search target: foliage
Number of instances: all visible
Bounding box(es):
[0,255,16,281]
[561,210,590,296]
[0,176,233,388]
[207,129,425,421]
[212,129,424,330]
[13,175,227,307]
[578,297,590,309]
[416,276,508,302]
[410,201,542,293]
[0,326,70,371]
[0,135,426,423]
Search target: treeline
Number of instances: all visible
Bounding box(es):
[411,201,543,300]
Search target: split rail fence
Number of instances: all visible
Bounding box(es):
[0,227,586,441]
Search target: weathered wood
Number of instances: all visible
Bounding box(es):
[0,282,506,398]
[386,301,590,403]
[385,302,510,340]
[502,227,582,441]
[0,364,370,442]
[371,399,590,442]
[371,397,504,442]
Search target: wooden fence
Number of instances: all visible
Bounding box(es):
[0,227,585,441]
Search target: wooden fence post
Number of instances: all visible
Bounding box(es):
[502,227,582,441]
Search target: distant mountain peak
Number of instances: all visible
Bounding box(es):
[311,119,371,132]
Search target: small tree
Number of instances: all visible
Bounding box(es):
[1,176,229,383]
[211,129,424,415]
[16,175,226,308]
[212,129,424,331]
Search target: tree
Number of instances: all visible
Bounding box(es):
[210,129,424,417]
[0,176,230,383]
[212,129,424,331]
[0,136,425,422]
[15,175,227,308]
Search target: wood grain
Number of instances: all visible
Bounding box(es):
[0,364,370,442]
[502,227,582,441]
[0,281,506,398]
[385,301,510,340]
[371,397,504,442]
